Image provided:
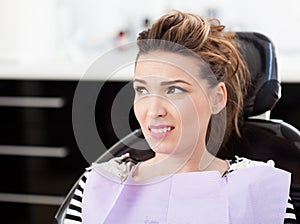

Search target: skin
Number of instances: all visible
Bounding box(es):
[133,51,229,182]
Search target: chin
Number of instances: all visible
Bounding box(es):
[146,139,176,154]
[151,146,174,155]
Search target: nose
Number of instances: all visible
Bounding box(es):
[147,96,167,118]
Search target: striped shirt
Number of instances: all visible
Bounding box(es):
[64,156,297,223]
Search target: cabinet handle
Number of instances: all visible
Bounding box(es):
[0,96,65,108]
[0,145,68,158]
[0,193,64,205]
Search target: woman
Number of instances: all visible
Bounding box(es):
[64,10,297,223]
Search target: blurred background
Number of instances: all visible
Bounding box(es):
[0,0,299,223]
[0,0,300,81]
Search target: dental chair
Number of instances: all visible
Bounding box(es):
[53,32,300,223]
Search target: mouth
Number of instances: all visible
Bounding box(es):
[148,125,175,139]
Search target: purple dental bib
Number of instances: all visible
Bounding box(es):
[82,165,290,224]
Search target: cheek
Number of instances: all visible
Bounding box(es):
[177,97,211,131]
[133,98,152,134]
[133,100,145,124]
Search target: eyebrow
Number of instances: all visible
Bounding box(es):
[160,80,192,86]
[133,79,192,86]
[133,79,147,84]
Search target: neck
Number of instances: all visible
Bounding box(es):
[140,143,215,173]
[134,147,229,182]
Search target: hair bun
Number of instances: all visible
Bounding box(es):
[137,29,150,40]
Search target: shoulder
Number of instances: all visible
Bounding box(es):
[64,154,136,223]
[227,156,275,173]
[225,156,291,199]
[225,157,292,223]
[89,153,136,182]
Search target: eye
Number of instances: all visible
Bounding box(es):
[166,86,186,94]
[135,86,149,95]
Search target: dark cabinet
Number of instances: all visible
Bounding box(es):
[0,79,138,224]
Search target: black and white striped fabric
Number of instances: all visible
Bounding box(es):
[64,172,90,224]
[64,157,297,223]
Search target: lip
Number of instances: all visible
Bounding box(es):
[148,125,175,139]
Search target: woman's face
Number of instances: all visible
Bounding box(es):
[133,51,225,158]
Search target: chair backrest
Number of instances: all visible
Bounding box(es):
[236,32,281,117]
[54,32,300,223]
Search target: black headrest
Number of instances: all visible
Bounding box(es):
[236,32,281,117]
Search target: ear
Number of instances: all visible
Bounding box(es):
[210,82,227,115]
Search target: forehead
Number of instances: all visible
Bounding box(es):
[135,51,201,80]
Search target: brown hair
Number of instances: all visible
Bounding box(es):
[136,10,249,145]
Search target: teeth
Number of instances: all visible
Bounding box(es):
[151,127,172,133]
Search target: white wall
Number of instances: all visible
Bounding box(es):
[0,0,299,81]
[0,0,57,65]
